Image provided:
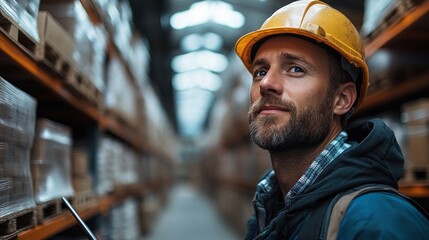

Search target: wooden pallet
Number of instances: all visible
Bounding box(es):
[35,41,73,79]
[71,191,97,209]
[66,69,103,109]
[364,0,416,42]
[403,165,429,182]
[0,9,37,59]
[35,12,75,80]
[105,108,130,127]
[36,197,71,224]
[0,208,36,240]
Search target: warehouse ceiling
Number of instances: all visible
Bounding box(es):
[128,0,364,139]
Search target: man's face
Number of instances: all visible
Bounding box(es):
[248,36,334,152]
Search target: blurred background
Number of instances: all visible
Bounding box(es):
[0,0,428,239]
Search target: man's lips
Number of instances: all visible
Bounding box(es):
[258,105,288,115]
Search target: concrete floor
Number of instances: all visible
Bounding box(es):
[140,183,241,240]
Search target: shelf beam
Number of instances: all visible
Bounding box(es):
[399,182,429,198]
[364,1,429,57]
[356,71,429,115]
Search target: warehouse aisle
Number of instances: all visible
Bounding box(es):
[140,182,241,240]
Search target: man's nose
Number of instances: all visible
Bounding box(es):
[259,70,282,96]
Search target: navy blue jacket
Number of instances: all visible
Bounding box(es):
[245,119,429,239]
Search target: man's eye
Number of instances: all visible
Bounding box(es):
[254,70,267,78]
[289,66,304,73]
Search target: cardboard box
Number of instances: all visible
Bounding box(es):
[402,99,429,166]
[37,11,74,66]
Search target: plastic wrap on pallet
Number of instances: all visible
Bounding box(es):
[95,136,139,195]
[0,0,41,42]
[71,148,93,193]
[31,119,74,203]
[402,99,429,168]
[91,0,111,17]
[0,76,37,218]
[95,137,114,195]
[89,24,107,93]
[105,57,138,127]
[130,34,151,89]
[114,0,133,64]
[99,198,140,240]
[93,0,133,66]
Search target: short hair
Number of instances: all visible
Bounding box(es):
[324,47,354,128]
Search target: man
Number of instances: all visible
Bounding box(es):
[234,0,429,239]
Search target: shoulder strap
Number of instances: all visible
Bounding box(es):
[326,186,429,240]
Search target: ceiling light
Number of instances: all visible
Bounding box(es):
[172,50,228,73]
[172,69,223,92]
[175,88,215,137]
[181,32,223,52]
[170,1,245,30]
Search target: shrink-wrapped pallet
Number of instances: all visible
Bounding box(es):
[92,0,133,65]
[39,0,107,93]
[71,148,93,193]
[130,34,150,89]
[100,198,140,240]
[402,99,429,173]
[0,0,41,42]
[105,57,139,127]
[31,119,74,203]
[0,76,37,218]
[95,136,140,195]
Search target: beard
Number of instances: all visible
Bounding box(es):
[248,93,333,152]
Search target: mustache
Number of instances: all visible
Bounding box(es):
[249,94,296,117]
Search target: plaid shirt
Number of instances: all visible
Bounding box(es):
[256,131,351,208]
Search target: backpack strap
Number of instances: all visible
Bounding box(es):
[326,186,429,240]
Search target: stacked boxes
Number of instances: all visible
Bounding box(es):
[39,0,107,96]
[402,99,429,179]
[36,11,75,76]
[71,148,93,193]
[0,76,37,217]
[99,198,141,240]
[0,0,41,42]
[31,119,74,203]
[95,136,139,196]
[92,0,134,68]
[105,56,139,127]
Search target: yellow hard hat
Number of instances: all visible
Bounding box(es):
[235,0,369,111]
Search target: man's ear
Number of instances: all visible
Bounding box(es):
[334,82,357,115]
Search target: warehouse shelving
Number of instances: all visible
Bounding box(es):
[0,1,174,239]
[0,30,148,153]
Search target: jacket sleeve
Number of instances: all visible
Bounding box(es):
[244,214,259,240]
[337,192,429,240]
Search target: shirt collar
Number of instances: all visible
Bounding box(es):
[255,131,351,208]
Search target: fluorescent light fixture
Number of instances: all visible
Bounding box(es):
[181,32,223,52]
[172,50,228,73]
[170,1,245,30]
[172,69,223,92]
[175,88,215,136]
